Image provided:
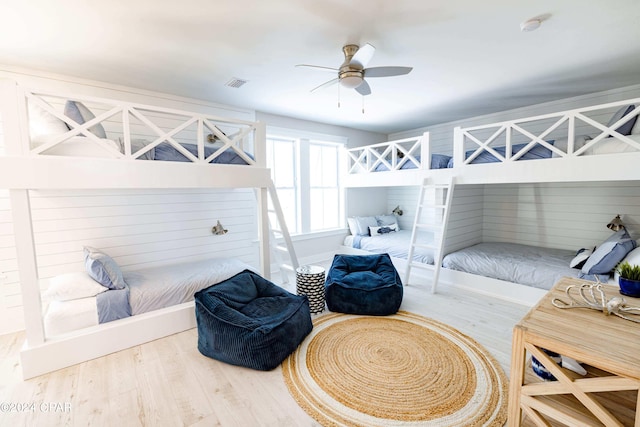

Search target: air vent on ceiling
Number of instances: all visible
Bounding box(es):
[225,78,248,88]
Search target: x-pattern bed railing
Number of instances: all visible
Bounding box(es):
[346,134,428,173]
[21,88,259,165]
[456,99,640,165]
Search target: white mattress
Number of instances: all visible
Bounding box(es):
[442,242,586,290]
[344,230,435,264]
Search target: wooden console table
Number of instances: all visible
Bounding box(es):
[508,277,640,426]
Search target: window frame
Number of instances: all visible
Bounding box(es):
[266,127,347,236]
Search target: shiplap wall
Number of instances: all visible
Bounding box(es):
[388,181,640,256]
[0,117,23,332]
[0,68,260,334]
[482,182,639,250]
[387,185,484,254]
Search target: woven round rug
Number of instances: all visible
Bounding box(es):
[282,311,508,427]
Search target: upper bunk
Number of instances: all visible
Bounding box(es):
[343,97,640,187]
[0,79,270,191]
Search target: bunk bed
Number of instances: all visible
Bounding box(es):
[0,79,296,379]
[342,98,640,304]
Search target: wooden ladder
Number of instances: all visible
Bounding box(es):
[404,176,455,293]
[266,179,299,284]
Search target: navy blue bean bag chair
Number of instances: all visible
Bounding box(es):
[194,270,313,371]
[325,253,403,315]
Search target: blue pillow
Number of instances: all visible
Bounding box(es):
[447,157,454,168]
[65,101,107,139]
[375,214,397,226]
[607,104,637,136]
[354,216,378,236]
[581,229,636,275]
[431,154,452,169]
[83,246,127,290]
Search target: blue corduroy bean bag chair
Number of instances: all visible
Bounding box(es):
[194,270,313,371]
[325,253,403,315]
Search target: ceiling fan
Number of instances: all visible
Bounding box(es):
[296,43,413,96]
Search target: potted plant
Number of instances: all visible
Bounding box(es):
[616,261,640,297]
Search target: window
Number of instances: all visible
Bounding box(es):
[266,130,345,235]
[309,141,341,230]
[266,136,299,233]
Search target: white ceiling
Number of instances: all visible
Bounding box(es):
[2,0,640,134]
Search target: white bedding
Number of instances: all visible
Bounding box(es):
[344,230,435,264]
[442,242,594,290]
[44,298,99,336]
[34,136,122,157]
[125,257,251,315]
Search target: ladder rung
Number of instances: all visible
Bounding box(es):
[275,245,289,252]
[418,204,446,210]
[412,243,437,250]
[280,264,295,272]
[422,183,449,189]
[415,223,442,230]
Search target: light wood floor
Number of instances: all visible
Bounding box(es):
[0,268,531,426]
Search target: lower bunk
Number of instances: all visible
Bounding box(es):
[23,252,256,379]
[341,230,636,306]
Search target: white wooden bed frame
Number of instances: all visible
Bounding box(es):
[342,98,640,305]
[339,245,547,306]
[0,79,289,379]
[345,98,640,187]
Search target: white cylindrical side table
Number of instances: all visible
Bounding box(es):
[295,265,326,314]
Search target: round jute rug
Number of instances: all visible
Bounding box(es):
[282,311,508,427]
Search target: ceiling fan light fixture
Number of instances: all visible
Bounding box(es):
[340,74,363,89]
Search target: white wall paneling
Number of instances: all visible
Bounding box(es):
[481,181,640,251]
[386,187,417,231]
[346,187,389,219]
[29,188,259,276]
[0,190,23,333]
[444,184,484,253]
[376,181,640,257]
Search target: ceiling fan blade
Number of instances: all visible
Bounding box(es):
[296,64,339,73]
[350,43,375,68]
[355,80,371,96]
[364,66,413,78]
[310,78,339,93]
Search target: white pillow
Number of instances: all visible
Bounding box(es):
[614,247,640,282]
[43,272,108,302]
[28,102,69,144]
[369,223,398,236]
[570,247,594,269]
[354,216,378,235]
[632,117,640,135]
[347,218,358,236]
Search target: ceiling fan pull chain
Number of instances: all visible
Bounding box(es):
[362,95,365,114]
[337,83,341,108]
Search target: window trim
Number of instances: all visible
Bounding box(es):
[266,126,347,236]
